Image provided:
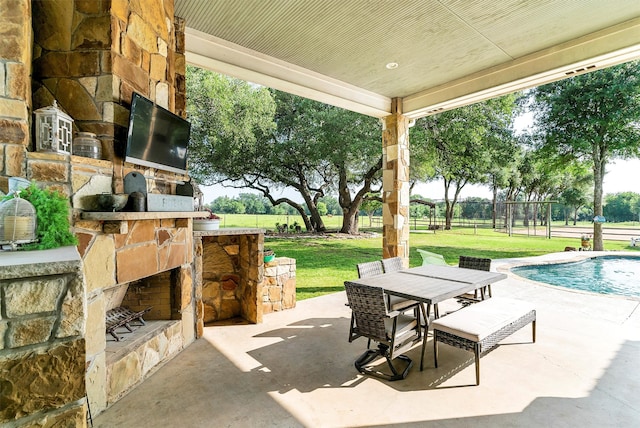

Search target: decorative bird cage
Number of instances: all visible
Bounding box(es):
[0,194,37,250]
[34,101,74,154]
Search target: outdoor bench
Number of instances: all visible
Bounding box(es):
[431,297,536,385]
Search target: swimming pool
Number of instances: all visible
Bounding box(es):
[511,255,640,298]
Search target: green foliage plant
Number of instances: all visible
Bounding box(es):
[11,183,78,250]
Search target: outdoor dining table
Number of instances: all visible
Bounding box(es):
[344,264,508,369]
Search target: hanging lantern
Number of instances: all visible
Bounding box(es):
[0,193,37,251]
[34,100,74,154]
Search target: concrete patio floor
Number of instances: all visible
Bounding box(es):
[93,252,640,427]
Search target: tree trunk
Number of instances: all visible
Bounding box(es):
[592,145,606,251]
[341,206,360,234]
[294,181,326,232]
[337,157,380,234]
[443,181,453,230]
[492,185,498,229]
[523,200,530,226]
[443,180,463,230]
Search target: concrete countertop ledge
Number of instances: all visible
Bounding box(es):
[0,246,81,280]
[193,227,265,236]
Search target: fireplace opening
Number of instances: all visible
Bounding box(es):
[104,268,180,348]
[103,267,188,405]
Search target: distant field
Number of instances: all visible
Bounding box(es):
[216,213,640,239]
[215,213,345,231]
[259,225,640,301]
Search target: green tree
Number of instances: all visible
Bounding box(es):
[209,196,235,214]
[190,74,382,234]
[316,201,328,216]
[186,66,277,190]
[460,197,491,220]
[237,193,267,214]
[604,192,640,222]
[557,164,592,225]
[360,193,383,227]
[530,61,640,250]
[319,195,341,215]
[412,94,520,229]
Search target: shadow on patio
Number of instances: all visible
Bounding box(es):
[94,257,640,427]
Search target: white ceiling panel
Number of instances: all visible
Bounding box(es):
[176,0,640,118]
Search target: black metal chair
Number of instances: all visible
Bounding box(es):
[345,282,423,381]
[457,255,493,305]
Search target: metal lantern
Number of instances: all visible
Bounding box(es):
[0,193,37,250]
[34,101,74,154]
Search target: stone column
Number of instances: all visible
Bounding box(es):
[0,0,31,190]
[382,98,411,265]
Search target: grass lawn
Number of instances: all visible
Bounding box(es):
[265,227,640,301]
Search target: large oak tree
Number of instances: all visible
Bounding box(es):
[186,67,381,233]
[411,94,520,229]
[530,61,640,250]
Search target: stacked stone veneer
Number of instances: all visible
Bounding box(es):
[263,258,296,314]
[76,210,194,413]
[0,0,31,191]
[194,231,265,332]
[31,0,187,167]
[382,98,411,263]
[0,247,86,428]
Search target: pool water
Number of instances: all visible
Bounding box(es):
[512,256,640,298]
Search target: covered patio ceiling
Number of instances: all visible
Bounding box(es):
[175,0,640,119]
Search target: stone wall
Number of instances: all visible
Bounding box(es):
[31,0,187,168]
[0,246,86,428]
[263,257,296,314]
[194,230,265,331]
[77,211,194,414]
[0,0,31,192]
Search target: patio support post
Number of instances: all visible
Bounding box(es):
[382,98,411,266]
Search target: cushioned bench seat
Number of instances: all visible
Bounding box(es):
[431,297,536,385]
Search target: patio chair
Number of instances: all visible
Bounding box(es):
[381,257,420,313]
[345,282,423,381]
[356,260,384,278]
[350,261,384,346]
[457,255,493,304]
[417,249,448,266]
[381,256,404,272]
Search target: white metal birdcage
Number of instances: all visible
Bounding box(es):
[0,194,37,250]
[34,101,74,154]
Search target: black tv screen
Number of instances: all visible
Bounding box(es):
[125,92,190,175]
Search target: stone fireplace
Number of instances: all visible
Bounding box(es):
[0,1,289,426]
[77,209,198,413]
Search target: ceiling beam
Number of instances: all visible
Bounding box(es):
[403,17,640,119]
[185,28,392,118]
[185,17,640,120]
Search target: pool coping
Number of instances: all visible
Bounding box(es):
[494,250,640,302]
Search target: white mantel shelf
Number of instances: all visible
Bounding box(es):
[80,211,209,221]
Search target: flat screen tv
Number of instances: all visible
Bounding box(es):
[125,92,190,175]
